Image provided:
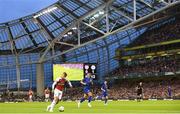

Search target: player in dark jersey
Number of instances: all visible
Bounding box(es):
[78,73,93,108]
[47,72,72,112]
[168,86,172,98]
[136,82,143,102]
[101,81,108,105]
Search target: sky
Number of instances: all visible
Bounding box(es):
[0,0,58,23]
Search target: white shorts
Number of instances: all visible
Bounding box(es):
[45,94,50,99]
[29,95,32,99]
[54,89,63,100]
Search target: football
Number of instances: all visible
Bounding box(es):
[59,106,64,112]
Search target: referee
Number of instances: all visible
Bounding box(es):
[136,82,143,102]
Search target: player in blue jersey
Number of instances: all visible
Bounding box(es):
[101,80,108,105]
[78,73,93,108]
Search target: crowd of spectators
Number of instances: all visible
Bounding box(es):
[0,77,180,101]
[64,78,180,100]
[109,79,180,99]
[130,17,180,47]
[108,55,179,78]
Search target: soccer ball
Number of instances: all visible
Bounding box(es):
[59,106,64,112]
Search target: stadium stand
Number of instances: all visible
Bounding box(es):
[108,55,179,78]
[129,15,180,47]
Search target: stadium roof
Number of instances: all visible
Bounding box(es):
[0,0,179,63]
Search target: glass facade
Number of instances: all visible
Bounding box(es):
[0,27,146,90]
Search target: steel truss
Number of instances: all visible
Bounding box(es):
[38,0,179,63]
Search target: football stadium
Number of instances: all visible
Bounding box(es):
[0,0,180,114]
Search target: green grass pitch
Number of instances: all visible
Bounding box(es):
[0,100,180,114]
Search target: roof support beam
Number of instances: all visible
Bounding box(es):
[133,0,137,21]
[111,6,134,22]
[39,0,114,63]
[35,17,67,62]
[49,12,68,28]
[162,0,169,5]
[14,29,40,39]
[138,0,155,9]
[88,14,106,25]
[50,30,131,61]
[77,22,81,46]
[82,22,106,35]
[113,1,141,19]
[6,25,17,55]
[6,24,21,92]
[36,18,55,40]
[55,41,75,47]
[105,4,110,33]
[34,18,55,50]
[49,12,78,39]
[21,20,38,47]
[40,1,180,62]
[17,18,53,54]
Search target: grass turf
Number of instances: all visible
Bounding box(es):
[0,100,180,114]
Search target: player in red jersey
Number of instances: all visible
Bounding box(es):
[44,87,50,102]
[28,89,33,102]
[47,72,72,112]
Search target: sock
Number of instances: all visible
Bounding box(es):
[137,97,140,102]
[80,97,85,103]
[105,98,108,104]
[50,100,56,110]
[88,96,92,103]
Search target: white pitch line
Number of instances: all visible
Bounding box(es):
[0,112,180,114]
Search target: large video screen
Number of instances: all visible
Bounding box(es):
[53,64,84,81]
[53,63,97,81]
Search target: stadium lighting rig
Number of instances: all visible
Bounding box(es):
[67,31,72,35]
[63,31,73,37]
[63,34,68,37]
[89,10,105,22]
[33,6,57,18]
[72,27,77,30]
[63,27,77,37]
[93,11,104,18]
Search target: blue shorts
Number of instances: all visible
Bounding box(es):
[83,88,91,94]
[102,92,108,97]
